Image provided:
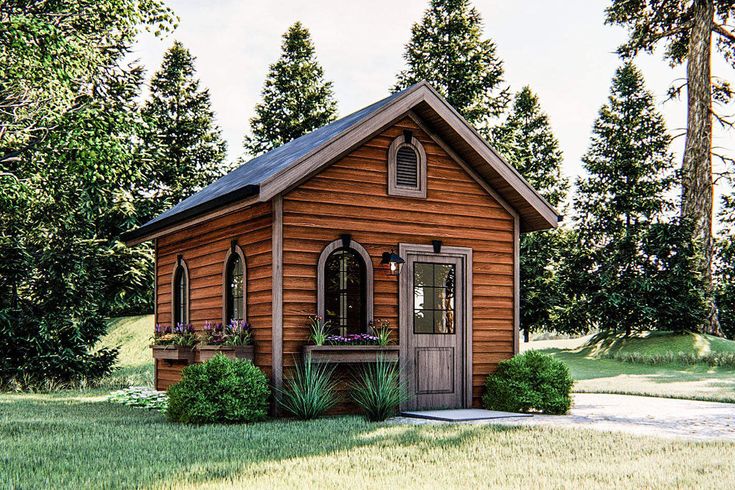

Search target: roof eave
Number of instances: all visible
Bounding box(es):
[122,184,260,246]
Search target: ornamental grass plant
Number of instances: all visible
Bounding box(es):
[351,356,404,421]
[279,357,338,419]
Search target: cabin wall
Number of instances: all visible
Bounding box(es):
[281,117,516,407]
[154,201,273,390]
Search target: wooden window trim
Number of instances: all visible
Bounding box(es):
[317,238,374,332]
[171,256,190,325]
[387,135,427,199]
[222,243,247,324]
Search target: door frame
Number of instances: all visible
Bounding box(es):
[398,243,473,410]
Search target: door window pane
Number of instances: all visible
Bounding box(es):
[413,262,456,334]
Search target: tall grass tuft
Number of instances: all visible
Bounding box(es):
[279,357,338,419]
[351,356,404,422]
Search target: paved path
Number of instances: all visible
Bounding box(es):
[393,393,735,441]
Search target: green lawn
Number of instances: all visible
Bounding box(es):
[96,315,155,388]
[1,392,734,489]
[527,332,735,403]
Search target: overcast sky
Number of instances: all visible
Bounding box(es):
[133,0,732,210]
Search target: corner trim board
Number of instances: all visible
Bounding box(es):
[513,215,520,355]
[271,195,284,403]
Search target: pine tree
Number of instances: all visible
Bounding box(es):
[606,0,735,335]
[493,87,568,208]
[243,22,338,156]
[142,41,228,215]
[493,87,570,340]
[394,0,509,133]
[573,62,707,335]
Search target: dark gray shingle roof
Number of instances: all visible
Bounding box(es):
[125,85,412,242]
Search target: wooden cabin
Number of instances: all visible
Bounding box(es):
[123,81,559,412]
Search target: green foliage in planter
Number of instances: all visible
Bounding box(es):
[351,356,404,422]
[167,355,269,424]
[279,357,338,420]
[483,351,573,415]
[308,316,332,346]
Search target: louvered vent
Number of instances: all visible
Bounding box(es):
[396,146,418,187]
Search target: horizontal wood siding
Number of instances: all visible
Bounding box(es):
[154,202,273,390]
[282,117,515,407]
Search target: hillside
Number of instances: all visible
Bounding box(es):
[98,315,154,388]
[581,331,735,358]
[527,331,735,403]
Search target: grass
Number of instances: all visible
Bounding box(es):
[1,392,734,489]
[527,331,735,403]
[96,315,154,389]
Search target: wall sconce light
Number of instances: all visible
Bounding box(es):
[381,249,405,276]
[432,240,442,254]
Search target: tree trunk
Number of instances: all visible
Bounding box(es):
[682,0,720,335]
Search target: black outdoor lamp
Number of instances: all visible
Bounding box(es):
[381,249,405,276]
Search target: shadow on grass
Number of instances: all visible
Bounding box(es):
[0,394,523,489]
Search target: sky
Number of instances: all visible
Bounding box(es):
[133,0,733,211]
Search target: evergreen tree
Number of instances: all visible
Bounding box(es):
[243,22,338,156]
[607,0,735,335]
[716,194,735,339]
[142,41,228,215]
[394,0,509,134]
[493,86,568,208]
[493,87,570,340]
[573,62,706,335]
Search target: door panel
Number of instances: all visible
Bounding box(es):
[401,252,465,410]
[415,347,454,394]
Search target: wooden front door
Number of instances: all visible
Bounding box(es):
[401,251,466,410]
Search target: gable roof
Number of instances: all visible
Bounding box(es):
[124,82,559,245]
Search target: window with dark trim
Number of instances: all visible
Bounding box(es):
[225,253,244,323]
[324,248,366,335]
[173,264,188,325]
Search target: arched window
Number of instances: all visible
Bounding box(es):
[387,130,427,198]
[224,243,246,324]
[172,256,189,325]
[318,238,374,336]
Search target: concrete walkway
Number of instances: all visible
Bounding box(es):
[392,393,735,441]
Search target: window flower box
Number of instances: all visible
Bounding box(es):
[196,344,255,362]
[303,345,399,364]
[151,345,196,362]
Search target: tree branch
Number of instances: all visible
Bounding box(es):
[714,24,735,43]
[713,110,735,131]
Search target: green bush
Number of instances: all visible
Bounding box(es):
[482,351,573,415]
[351,356,404,422]
[279,357,338,419]
[167,355,270,424]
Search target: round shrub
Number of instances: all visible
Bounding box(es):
[167,354,270,424]
[482,351,573,415]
